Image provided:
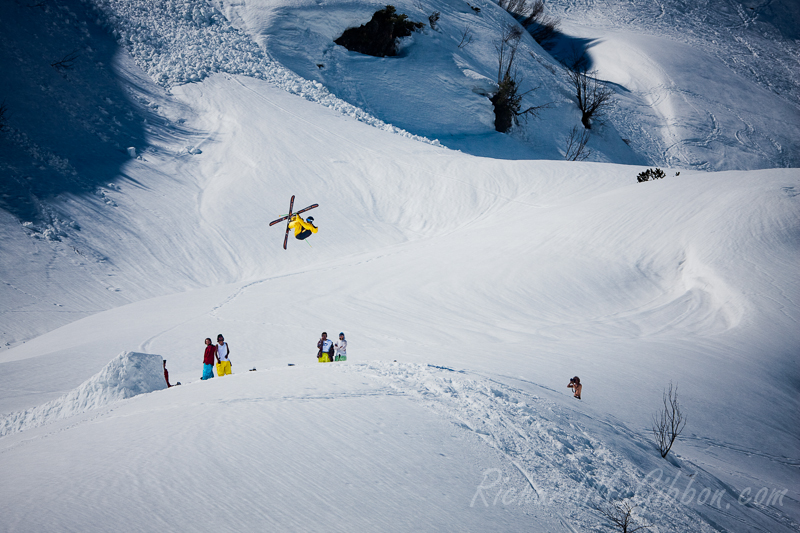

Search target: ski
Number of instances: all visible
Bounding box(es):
[282,195,295,250]
[268,203,318,226]
[294,203,319,216]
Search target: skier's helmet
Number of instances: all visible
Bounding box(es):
[307,216,314,223]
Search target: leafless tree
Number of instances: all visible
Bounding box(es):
[51,49,81,71]
[564,125,591,161]
[652,382,687,458]
[591,499,650,533]
[457,24,474,49]
[491,25,548,132]
[566,63,614,129]
[496,25,523,84]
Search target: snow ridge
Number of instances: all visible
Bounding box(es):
[84,0,441,146]
[0,351,166,437]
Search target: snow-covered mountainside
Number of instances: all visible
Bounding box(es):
[221,0,800,168]
[0,0,798,531]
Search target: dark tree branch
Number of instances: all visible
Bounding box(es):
[51,49,81,71]
[564,125,591,161]
[457,24,474,49]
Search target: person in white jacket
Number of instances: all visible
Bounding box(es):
[216,334,232,375]
[334,332,347,362]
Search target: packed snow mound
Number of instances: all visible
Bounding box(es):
[0,351,166,437]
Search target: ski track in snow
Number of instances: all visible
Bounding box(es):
[345,362,721,532]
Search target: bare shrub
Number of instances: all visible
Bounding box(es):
[566,64,613,129]
[591,499,650,533]
[491,25,548,132]
[457,24,474,49]
[652,382,687,458]
[428,11,440,29]
[564,125,591,161]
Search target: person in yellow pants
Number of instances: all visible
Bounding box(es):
[288,215,318,240]
[317,332,334,363]
[216,334,232,376]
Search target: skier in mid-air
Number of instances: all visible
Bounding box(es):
[269,196,319,249]
[288,214,318,240]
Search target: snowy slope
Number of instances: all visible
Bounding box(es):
[0,360,763,532]
[1,0,797,346]
[0,0,799,531]
[1,74,798,531]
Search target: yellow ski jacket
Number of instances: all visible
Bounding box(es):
[288,215,318,237]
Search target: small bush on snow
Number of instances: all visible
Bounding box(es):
[637,168,666,182]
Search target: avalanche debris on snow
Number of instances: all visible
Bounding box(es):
[84,0,441,146]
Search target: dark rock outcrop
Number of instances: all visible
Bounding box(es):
[334,5,424,57]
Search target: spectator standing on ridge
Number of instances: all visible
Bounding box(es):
[163,359,172,388]
[335,332,347,362]
[216,334,232,376]
[202,338,217,380]
[317,332,334,363]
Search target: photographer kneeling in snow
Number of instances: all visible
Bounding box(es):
[568,376,582,399]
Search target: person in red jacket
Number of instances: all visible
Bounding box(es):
[202,338,217,380]
[163,359,172,387]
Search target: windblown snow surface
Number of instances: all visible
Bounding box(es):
[0,0,798,531]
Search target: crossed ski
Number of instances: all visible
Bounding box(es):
[269,195,318,249]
